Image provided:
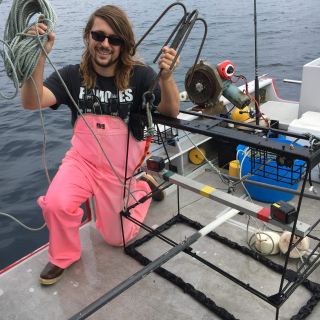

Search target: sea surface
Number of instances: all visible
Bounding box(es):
[0,0,319,270]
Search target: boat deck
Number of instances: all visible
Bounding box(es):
[1,165,320,320]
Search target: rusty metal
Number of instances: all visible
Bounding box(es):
[133,2,187,51]
[185,17,207,88]
[185,60,224,107]
[134,2,207,103]
[202,101,224,116]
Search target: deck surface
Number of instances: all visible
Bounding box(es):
[1,165,320,320]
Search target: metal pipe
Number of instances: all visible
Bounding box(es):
[134,2,187,50]
[68,233,201,320]
[226,175,320,201]
[283,79,302,84]
[68,210,239,320]
[254,0,259,126]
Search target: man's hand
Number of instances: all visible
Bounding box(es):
[21,18,57,110]
[156,46,180,118]
[27,20,55,54]
[158,46,180,82]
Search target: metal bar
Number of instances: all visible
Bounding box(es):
[121,124,132,249]
[123,208,275,306]
[134,2,187,50]
[170,11,196,51]
[183,232,276,307]
[309,218,320,233]
[276,163,310,300]
[68,232,200,320]
[289,244,320,286]
[254,0,259,126]
[148,13,190,94]
[69,209,239,320]
[153,14,187,63]
[132,113,320,167]
[308,234,320,241]
[142,166,311,237]
[124,214,178,247]
[185,17,207,88]
[280,259,320,308]
[149,9,206,96]
[281,242,320,293]
[178,110,310,141]
[283,79,302,84]
[225,176,320,200]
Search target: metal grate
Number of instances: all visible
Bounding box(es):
[145,125,178,146]
[249,148,307,186]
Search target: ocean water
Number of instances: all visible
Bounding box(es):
[0,0,319,270]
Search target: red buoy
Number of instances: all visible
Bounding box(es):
[218,61,235,79]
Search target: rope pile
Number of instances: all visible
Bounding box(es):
[0,0,57,99]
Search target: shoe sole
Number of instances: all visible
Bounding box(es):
[39,269,66,285]
[143,175,166,201]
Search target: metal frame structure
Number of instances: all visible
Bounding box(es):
[124,213,320,319]
[70,112,320,320]
[69,1,320,318]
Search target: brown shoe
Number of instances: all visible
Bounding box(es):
[140,173,166,201]
[39,262,66,285]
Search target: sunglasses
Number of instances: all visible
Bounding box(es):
[90,30,123,46]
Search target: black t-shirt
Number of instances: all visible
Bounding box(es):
[43,63,161,140]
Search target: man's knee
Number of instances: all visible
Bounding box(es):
[38,194,81,217]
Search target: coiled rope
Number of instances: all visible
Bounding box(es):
[0,0,57,231]
[0,0,145,231]
[0,0,57,99]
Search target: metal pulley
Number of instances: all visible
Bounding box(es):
[185,59,251,112]
[185,59,224,107]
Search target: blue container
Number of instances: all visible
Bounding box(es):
[237,136,305,203]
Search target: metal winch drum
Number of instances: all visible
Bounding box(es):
[185,60,251,111]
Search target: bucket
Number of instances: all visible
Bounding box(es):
[237,136,305,203]
[229,160,240,177]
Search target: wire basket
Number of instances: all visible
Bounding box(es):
[249,148,307,186]
[145,125,178,146]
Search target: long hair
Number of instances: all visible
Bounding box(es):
[80,6,141,91]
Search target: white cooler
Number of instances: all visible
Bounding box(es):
[287,112,320,183]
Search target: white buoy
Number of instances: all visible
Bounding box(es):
[255,231,280,255]
[279,231,309,258]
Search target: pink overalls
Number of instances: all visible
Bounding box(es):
[38,115,152,269]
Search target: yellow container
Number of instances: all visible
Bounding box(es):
[229,160,240,177]
[189,147,206,164]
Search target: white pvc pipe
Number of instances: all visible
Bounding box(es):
[198,209,240,237]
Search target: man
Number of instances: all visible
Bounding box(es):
[20,5,180,285]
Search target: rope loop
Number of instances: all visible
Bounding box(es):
[145,102,155,137]
[0,0,57,99]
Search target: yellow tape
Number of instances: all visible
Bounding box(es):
[200,186,215,198]
[273,203,280,208]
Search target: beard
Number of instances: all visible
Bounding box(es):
[92,46,120,68]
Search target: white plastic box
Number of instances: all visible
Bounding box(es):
[287,112,320,183]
